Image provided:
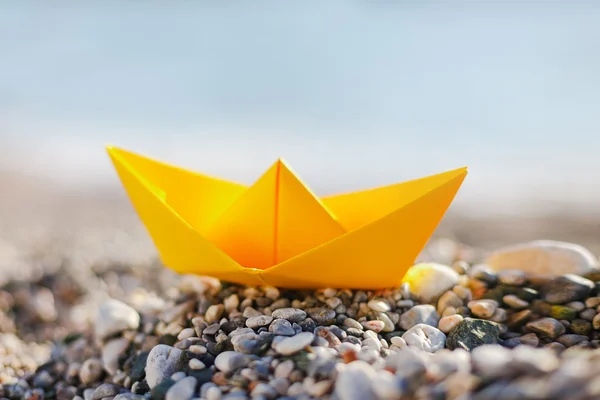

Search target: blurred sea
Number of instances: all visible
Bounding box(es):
[2,1,600,216]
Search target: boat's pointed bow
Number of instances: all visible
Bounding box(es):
[262,167,467,289]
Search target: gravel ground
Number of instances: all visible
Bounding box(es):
[2,249,600,400]
[3,172,600,400]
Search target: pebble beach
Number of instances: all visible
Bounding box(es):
[3,207,600,400]
[2,170,600,400]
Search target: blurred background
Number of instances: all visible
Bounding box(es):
[1,1,599,282]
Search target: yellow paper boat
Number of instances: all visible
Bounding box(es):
[107,146,467,289]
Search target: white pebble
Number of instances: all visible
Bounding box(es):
[95,299,140,341]
[189,345,207,355]
[402,324,446,353]
[273,332,314,355]
[189,358,206,370]
[390,336,407,349]
[102,337,130,375]
[402,263,459,303]
[177,328,195,341]
[368,299,391,312]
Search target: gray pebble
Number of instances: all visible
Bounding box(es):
[245,315,273,329]
[399,305,439,330]
[269,319,295,336]
[91,383,120,400]
[307,307,336,325]
[271,308,307,322]
[145,345,185,389]
[214,351,254,373]
[542,274,594,304]
[526,318,566,339]
[165,376,197,400]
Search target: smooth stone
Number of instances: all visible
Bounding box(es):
[362,337,382,352]
[307,308,336,325]
[335,360,377,400]
[368,299,391,313]
[205,305,224,324]
[189,359,206,370]
[503,295,528,310]
[165,377,197,400]
[525,318,566,338]
[446,318,500,351]
[580,308,597,321]
[214,351,253,373]
[224,294,240,312]
[402,324,446,353]
[361,320,385,333]
[242,307,262,318]
[593,313,600,330]
[542,274,595,304]
[557,334,589,347]
[80,358,104,385]
[402,263,459,303]
[203,323,220,336]
[145,345,185,389]
[343,318,363,330]
[570,319,591,335]
[95,299,140,341]
[390,336,407,349]
[102,337,131,375]
[271,308,307,322]
[269,319,295,336]
[377,313,395,333]
[399,305,440,330]
[91,383,119,400]
[438,315,463,334]
[549,305,577,321]
[586,297,600,308]
[467,300,497,319]
[245,315,273,329]
[273,332,314,355]
[171,371,186,381]
[485,240,599,276]
[519,333,540,347]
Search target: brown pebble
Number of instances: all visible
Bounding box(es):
[341,349,358,364]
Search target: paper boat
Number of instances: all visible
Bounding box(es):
[107,146,467,289]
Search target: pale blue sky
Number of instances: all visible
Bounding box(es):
[1,1,600,211]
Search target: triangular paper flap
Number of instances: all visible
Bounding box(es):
[321,167,468,231]
[262,169,466,289]
[106,146,247,236]
[206,161,279,270]
[275,160,346,264]
[108,148,254,282]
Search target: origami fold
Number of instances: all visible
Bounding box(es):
[107,146,467,289]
